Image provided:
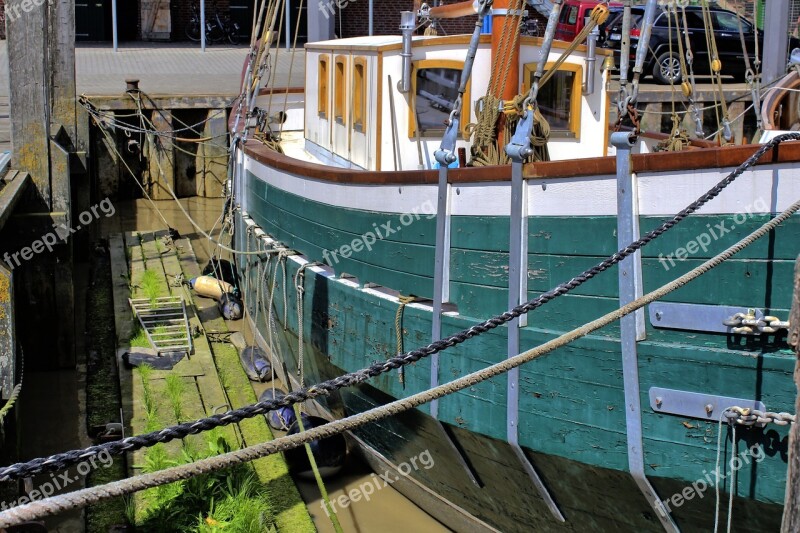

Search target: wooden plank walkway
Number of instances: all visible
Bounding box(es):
[108,230,313,531]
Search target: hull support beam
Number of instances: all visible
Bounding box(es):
[612,131,679,533]
[507,152,565,523]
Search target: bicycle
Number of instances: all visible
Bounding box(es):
[185,2,240,45]
[521,18,541,38]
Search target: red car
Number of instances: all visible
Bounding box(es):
[554,0,621,42]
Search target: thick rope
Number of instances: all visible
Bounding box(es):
[0,134,796,482]
[0,351,22,428]
[1,197,797,527]
[394,295,418,386]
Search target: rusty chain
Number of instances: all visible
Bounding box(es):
[724,406,796,427]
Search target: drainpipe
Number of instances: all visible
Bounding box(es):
[583,23,599,95]
[369,0,374,35]
[398,11,416,93]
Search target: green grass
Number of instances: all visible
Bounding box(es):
[136,432,276,532]
[129,323,151,348]
[210,341,315,533]
[140,269,162,305]
[165,374,186,422]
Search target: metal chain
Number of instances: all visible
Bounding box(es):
[724,406,796,426]
[723,310,791,335]
[0,133,798,481]
[3,189,798,529]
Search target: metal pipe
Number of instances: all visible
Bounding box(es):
[633,0,658,77]
[398,11,416,93]
[112,0,118,52]
[426,0,479,19]
[201,0,206,52]
[619,1,631,82]
[369,0,374,35]
[285,0,291,50]
[583,24,598,95]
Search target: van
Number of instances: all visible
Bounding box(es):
[554,0,620,42]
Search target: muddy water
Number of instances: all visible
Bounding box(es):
[100,198,450,532]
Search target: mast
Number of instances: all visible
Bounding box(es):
[491,0,520,104]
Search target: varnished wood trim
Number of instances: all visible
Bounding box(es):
[242,138,800,184]
[353,57,368,134]
[334,55,347,124]
[258,86,305,96]
[305,34,493,53]
[318,56,329,120]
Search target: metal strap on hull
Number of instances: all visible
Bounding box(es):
[612,131,679,533]
[428,3,491,488]
[507,156,564,522]
[499,1,566,521]
[430,0,489,417]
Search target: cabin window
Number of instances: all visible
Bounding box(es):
[318,57,329,119]
[334,56,346,124]
[522,62,582,140]
[353,57,367,133]
[410,60,470,138]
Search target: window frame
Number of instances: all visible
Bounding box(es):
[522,61,583,140]
[409,59,470,139]
[318,56,329,119]
[334,55,347,125]
[353,56,368,134]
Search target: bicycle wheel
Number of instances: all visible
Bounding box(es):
[227,27,239,45]
[208,23,225,44]
[185,21,201,42]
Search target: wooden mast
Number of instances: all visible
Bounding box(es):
[492,0,520,148]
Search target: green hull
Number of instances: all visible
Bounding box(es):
[236,171,797,531]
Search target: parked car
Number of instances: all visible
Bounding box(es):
[555,0,621,42]
[600,5,798,84]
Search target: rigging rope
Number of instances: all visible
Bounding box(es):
[0,132,797,482]
[1,195,798,527]
[0,349,22,428]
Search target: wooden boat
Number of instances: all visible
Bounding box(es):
[230,2,800,530]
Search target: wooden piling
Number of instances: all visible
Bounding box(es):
[781,255,800,532]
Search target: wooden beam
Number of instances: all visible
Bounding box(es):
[782,255,800,532]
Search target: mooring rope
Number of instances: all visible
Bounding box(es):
[1,197,797,527]
[0,133,797,483]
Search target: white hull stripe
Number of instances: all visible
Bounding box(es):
[245,155,800,217]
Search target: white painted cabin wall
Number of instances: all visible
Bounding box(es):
[302,36,611,171]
